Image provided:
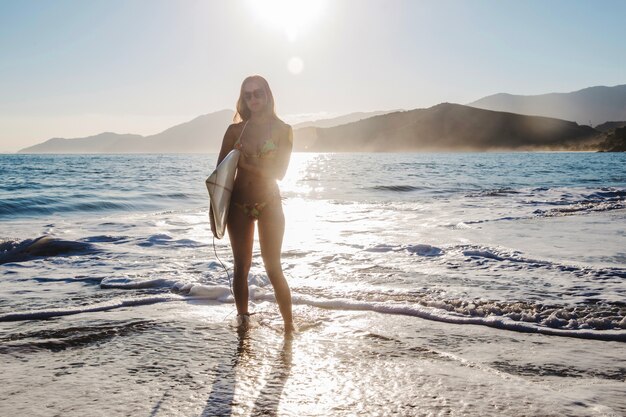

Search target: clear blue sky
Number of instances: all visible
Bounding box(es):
[1,0,625,151]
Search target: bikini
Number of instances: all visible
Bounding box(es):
[233,121,280,220]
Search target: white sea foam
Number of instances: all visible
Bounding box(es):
[286,294,626,342]
[100,277,178,289]
[404,244,443,256]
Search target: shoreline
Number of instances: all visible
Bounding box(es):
[4,149,620,155]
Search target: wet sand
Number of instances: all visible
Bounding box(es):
[2,300,624,416]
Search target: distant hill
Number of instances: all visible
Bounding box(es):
[597,127,626,152]
[139,110,234,153]
[467,85,626,126]
[292,110,399,129]
[18,110,395,154]
[298,103,600,152]
[19,110,235,154]
[595,121,626,132]
[19,132,145,153]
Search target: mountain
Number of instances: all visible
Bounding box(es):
[18,104,604,153]
[292,110,400,129]
[19,110,235,154]
[18,110,393,154]
[140,110,234,153]
[595,121,626,133]
[467,84,626,126]
[19,132,145,153]
[597,127,626,152]
[297,103,600,152]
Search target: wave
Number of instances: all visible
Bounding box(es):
[531,187,626,216]
[288,294,626,342]
[32,276,104,285]
[0,197,139,219]
[0,196,59,217]
[136,234,207,248]
[361,242,626,280]
[0,320,156,353]
[459,245,626,279]
[171,280,626,340]
[533,200,626,217]
[177,284,626,341]
[100,277,179,290]
[3,276,624,341]
[460,187,626,224]
[143,192,196,200]
[0,236,97,265]
[366,240,626,283]
[81,235,130,244]
[466,188,521,197]
[588,188,626,200]
[371,185,423,192]
[365,243,444,257]
[0,295,180,322]
[0,181,48,192]
[173,282,234,300]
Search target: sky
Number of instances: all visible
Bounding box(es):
[1,0,625,152]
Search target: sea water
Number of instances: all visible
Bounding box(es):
[1,152,625,416]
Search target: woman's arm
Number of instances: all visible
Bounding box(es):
[274,125,293,180]
[216,124,237,167]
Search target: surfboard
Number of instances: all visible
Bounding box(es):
[206,149,240,239]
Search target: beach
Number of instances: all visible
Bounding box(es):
[3,301,625,416]
[1,152,625,416]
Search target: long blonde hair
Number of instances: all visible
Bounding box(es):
[234,75,279,123]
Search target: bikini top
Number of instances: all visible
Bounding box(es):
[234,120,278,159]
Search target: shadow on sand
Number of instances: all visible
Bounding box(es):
[200,327,293,417]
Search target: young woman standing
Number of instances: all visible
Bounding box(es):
[216,75,294,333]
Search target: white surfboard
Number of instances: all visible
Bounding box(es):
[206,149,240,239]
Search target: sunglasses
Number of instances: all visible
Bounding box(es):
[243,88,266,101]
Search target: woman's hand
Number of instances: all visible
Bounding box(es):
[237,151,252,171]
[237,152,261,174]
[237,152,276,179]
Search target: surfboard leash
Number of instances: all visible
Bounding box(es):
[213,235,234,298]
[212,236,286,323]
[212,237,259,323]
[212,237,239,322]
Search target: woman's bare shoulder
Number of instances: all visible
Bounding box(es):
[273,120,292,146]
[224,121,245,140]
[278,119,291,128]
[274,119,292,134]
[229,121,247,132]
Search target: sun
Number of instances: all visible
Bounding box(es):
[287,57,304,74]
[247,0,328,42]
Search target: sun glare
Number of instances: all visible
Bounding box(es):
[288,56,304,74]
[248,0,328,42]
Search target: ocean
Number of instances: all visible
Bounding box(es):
[1,152,625,416]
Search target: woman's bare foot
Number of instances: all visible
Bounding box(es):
[237,313,251,329]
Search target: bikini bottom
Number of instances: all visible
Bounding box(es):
[233,192,280,220]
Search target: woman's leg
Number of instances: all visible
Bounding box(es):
[257,201,293,330]
[227,204,255,316]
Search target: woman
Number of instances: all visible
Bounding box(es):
[216,75,294,333]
